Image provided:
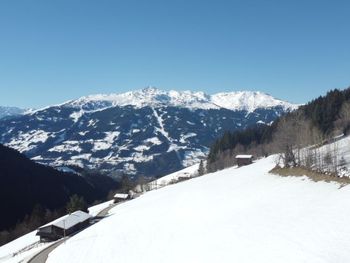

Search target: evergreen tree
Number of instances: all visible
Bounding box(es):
[28,204,46,228]
[66,195,88,214]
[198,160,205,176]
[120,175,134,192]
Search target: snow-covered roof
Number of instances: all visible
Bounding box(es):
[114,193,129,199]
[235,155,253,159]
[41,210,91,230]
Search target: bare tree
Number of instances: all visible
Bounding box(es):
[323,145,333,173]
[295,117,314,165]
[336,101,350,135]
[273,116,298,167]
[332,140,339,174]
[309,126,324,171]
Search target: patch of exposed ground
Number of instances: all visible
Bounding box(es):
[270,166,350,188]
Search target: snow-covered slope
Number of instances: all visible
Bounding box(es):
[147,163,200,190]
[298,134,350,177]
[57,87,297,113]
[46,156,350,263]
[0,231,42,263]
[87,200,114,217]
[0,202,113,263]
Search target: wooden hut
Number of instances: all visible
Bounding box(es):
[235,155,253,167]
[36,210,91,242]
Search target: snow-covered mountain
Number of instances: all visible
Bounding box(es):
[57,86,297,112]
[0,87,298,178]
[0,106,26,119]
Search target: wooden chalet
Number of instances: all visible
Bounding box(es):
[36,210,91,242]
[235,155,253,167]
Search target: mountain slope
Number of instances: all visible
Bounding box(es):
[0,144,117,232]
[46,155,350,263]
[0,88,297,177]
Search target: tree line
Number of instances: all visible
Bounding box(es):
[0,172,142,246]
[0,194,88,246]
[206,87,350,173]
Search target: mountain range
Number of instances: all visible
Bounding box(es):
[0,87,298,178]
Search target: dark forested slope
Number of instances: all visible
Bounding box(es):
[0,144,118,232]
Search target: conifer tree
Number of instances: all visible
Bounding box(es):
[66,195,88,214]
[198,160,205,176]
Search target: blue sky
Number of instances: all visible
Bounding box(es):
[0,0,349,108]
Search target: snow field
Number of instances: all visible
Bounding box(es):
[88,200,114,217]
[147,163,199,190]
[47,156,350,263]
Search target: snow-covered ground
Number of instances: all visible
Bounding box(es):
[146,163,199,190]
[88,200,114,217]
[0,201,114,263]
[45,156,350,263]
[0,231,49,263]
[297,134,350,177]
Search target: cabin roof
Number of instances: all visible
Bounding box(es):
[235,155,253,159]
[39,210,91,230]
[114,193,129,199]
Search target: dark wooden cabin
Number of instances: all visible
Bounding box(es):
[36,210,91,242]
[235,155,253,167]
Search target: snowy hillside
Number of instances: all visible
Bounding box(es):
[0,87,297,177]
[0,201,113,263]
[297,134,350,177]
[41,156,350,263]
[0,230,45,263]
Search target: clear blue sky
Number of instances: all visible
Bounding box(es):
[0,0,349,108]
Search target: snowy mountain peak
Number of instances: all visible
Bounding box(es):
[211,91,297,112]
[59,87,297,113]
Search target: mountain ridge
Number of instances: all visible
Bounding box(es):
[0,87,298,178]
[28,87,298,116]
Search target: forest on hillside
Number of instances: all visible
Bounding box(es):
[207,88,350,174]
[0,144,121,246]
